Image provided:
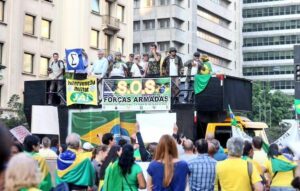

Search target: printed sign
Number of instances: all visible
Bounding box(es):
[10,126,31,143]
[66,77,98,106]
[65,48,85,71]
[102,78,171,111]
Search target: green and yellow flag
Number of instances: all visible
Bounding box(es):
[194,74,211,94]
[294,99,300,114]
[271,155,297,173]
[27,152,52,191]
[56,149,95,187]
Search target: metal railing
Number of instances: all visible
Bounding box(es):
[102,15,120,30]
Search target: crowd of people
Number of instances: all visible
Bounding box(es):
[1,122,300,191]
[48,44,213,104]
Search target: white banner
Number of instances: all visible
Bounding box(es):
[31,106,60,135]
[137,112,176,143]
[232,126,252,142]
[10,126,31,143]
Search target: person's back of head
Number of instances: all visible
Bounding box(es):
[227,137,244,157]
[243,141,253,157]
[195,139,208,154]
[102,133,114,146]
[11,141,24,156]
[118,138,128,147]
[147,142,158,159]
[205,133,214,142]
[119,144,135,175]
[183,139,194,153]
[42,137,51,149]
[0,124,11,172]
[23,135,40,153]
[66,133,81,150]
[268,143,280,159]
[155,135,178,187]
[211,139,220,151]
[5,153,41,191]
[252,136,263,150]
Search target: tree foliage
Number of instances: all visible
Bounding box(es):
[1,94,28,128]
[247,82,293,141]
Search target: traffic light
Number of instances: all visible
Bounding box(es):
[295,64,300,81]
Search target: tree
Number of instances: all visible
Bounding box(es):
[247,82,293,141]
[1,94,28,128]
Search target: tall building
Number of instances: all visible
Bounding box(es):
[133,0,242,76]
[0,0,133,107]
[242,0,298,94]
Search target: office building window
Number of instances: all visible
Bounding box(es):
[243,65,294,76]
[210,0,230,8]
[158,18,170,29]
[198,50,230,66]
[243,0,281,4]
[159,0,170,6]
[133,21,140,31]
[197,29,230,48]
[117,5,125,22]
[133,43,140,53]
[0,0,4,22]
[244,35,300,47]
[24,14,35,35]
[143,42,154,53]
[134,0,140,8]
[243,20,300,32]
[243,5,300,18]
[41,19,51,39]
[197,8,230,28]
[260,80,294,90]
[243,51,294,61]
[143,20,155,30]
[158,41,170,52]
[116,37,124,54]
[91,0,100,13]
[23,52,34,74]
[90,29,99,48]
[40,56,50,76]
[145,0,155,7]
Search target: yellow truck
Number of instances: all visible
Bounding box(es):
[206,116,269,148]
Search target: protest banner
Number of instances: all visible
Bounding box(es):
[66,77,98,106]
[136,112,176,143]
[31,106,59,135]
[102,78,171,111]
[65,48,85,71]
[10,125,31,143]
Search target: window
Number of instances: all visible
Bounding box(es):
[40,57,49,76]
[145,0,155,7]
[117,5,125,22]
[158,18,170,29]
[41,19,51,39]
[197,8,230,28]
[0,0,4,22]
[159,0,170,6]
[0,43,3,66]
[197,29,230,48]
[143,42,153,53]
[133,21,140,31]
[158,41,170,51]
[174,18,184,30]
[91,0,100,13]
[243,66,294,76]
[24,14,35,35]
[23,52,34,74]
[243,5,300,18]
[143,20,155,30]
[198,49,230,66]
[116,37,124,54]
[243,51,294,61]
[90,29,99,48]
[134,0,140,8]
[133,43,140,53]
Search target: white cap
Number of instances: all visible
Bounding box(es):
[82,142,94,151]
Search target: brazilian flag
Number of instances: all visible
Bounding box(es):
[26,152,52,191]
[194,74,211,94]
[71,111,120,145]
[19,188,41,191]
[294,99,300,114]
[271,155,297,173]
[56,149,95,187]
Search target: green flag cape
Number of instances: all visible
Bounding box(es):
[294,99,300,114]
[194,74,211,94]
[103,160,123,191]
[271,156,297,173]
[56,150,95,187]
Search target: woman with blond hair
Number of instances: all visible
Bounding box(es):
[5,153,41,191]
[147,134,189,191]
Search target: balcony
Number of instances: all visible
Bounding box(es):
[102,15,120,35]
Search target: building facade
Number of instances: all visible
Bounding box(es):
[133,0,243,76]
[242,0,298,94]
[0,0,133,107]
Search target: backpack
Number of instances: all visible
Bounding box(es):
[57,60,65,76]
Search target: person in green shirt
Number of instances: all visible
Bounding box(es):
[103,144,146,191]
[200,54,213,75]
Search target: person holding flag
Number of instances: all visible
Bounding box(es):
[56,133,95,190]
[264,143,297,191]
[23,135,53,191]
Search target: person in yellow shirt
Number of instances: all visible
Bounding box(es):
[252,136,268,169]
[264,143,296,191]
[215,137,263,191]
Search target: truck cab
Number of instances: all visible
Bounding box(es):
[206,116,269,148]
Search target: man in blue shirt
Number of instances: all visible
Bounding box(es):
[91,49,109,101]
[188,139,216,191]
